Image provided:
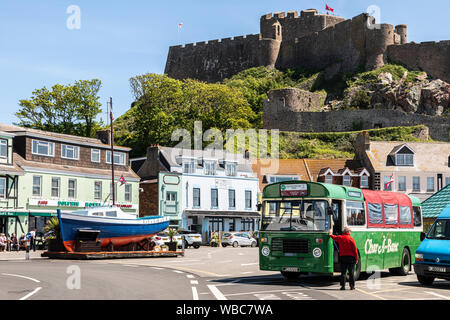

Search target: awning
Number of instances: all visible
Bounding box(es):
[184,210,260,218]
[29,212,57,217]
[0,211,28,217]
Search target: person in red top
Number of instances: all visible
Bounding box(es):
[328,227,359,290]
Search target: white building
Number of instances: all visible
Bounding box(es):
[134,146,260,242]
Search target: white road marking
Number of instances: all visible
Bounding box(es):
[19,287,42,300]
[192,287,199,300]
[254,293,281,300]
[173,270,184,274]
[282,292,313,300]
[225,288,309,297]
[190,280,199,285]
[207,285,228,300]
[151,267,164,270]
[241,272,254,274]
[186,275,195,279]
[241,262,258,266]
[1,273,40,283]
[425,291,450,300]
[123,264,138,268]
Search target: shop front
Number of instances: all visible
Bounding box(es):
[0,211,28,238]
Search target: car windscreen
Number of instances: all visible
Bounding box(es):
[427,219,450,240]
[261,200,330,232]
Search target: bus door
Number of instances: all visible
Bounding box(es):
[331,200,343,271]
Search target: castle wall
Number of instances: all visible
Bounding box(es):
[387,41,450,83]
[263,107,449,141]
[277,13,397,72]
[164,34,263,83]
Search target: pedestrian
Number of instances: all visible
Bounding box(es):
[30,228,37,251]
[328,227,359,290]
[9,233,19,252]
[0,233,7,252]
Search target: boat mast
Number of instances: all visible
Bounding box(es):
[109,97,116,206]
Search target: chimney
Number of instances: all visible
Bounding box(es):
[96,129,111,145]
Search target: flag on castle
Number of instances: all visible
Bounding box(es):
[178,22,183,30]
[325,4,334,13]
[385,174,394,190]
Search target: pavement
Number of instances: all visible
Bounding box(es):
[1,247,450,300]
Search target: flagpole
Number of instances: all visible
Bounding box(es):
[109,97,116,206]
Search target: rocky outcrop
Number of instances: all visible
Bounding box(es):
[342,72,450,116]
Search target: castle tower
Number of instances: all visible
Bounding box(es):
[395,25,407,44]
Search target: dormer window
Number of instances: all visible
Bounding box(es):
[204,160,216,175]
[360,175,369,188]
[390,144,415,166]
[225,162,237,176]
[61,144,79,160]
[343,174,351,187]
[396,153,414,166]
[0,139,6,158]
[32,140,54,157]
[106,151,125,166]
[324,175,333,184]
[182,159,195,174]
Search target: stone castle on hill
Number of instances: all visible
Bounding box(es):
[165,9,450,84]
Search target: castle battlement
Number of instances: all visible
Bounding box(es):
[170,34,261,50]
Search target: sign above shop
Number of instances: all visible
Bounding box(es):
[280,183,308,197]
[29,198,137,210]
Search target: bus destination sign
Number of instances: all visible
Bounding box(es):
[280,184,308,197]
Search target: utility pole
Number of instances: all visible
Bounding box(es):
[109,97,116,206]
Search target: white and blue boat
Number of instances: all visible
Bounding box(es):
[58,207,170,252]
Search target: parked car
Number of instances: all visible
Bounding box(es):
[178,230,202,249]
[222,232,257,247]
[152,233,169,247]
[414,204,450,286]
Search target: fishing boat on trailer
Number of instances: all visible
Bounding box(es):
[58,207,170,252]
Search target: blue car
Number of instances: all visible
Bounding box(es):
[414,204,450,286]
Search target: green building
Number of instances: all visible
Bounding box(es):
[422,184,450,232]
[0,124,140,237]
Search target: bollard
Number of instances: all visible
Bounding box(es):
[25,239,30,260]
[181,235,185,253]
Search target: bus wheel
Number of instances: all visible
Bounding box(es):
[390,248,411,276]
[417,275,435,286]
[281,272,300,280]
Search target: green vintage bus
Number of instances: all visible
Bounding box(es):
[259,181,423,280]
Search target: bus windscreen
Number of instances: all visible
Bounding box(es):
[262,200,330,232]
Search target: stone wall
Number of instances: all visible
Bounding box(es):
[265,88,326,113]
[164,34,266,83]
[387,41,450,83]
[263,108,450,142]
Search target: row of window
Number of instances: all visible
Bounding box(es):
[32,176,132,202]
[324,175,369,188]
[184,188,252,209]
[182,159,238,176]
[384,176,450,192]
[32,140,126,165]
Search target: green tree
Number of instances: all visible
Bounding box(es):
[114,74,255,157]
[16,79,103,137]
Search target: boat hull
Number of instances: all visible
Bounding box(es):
[58,212,170,252]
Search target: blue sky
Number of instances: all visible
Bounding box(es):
[1,0,449,125]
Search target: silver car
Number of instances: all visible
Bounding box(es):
[222,232,257,248]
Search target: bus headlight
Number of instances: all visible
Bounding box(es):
[415,253,423,262]
[313,248,322,258]
[261,246,270,257]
